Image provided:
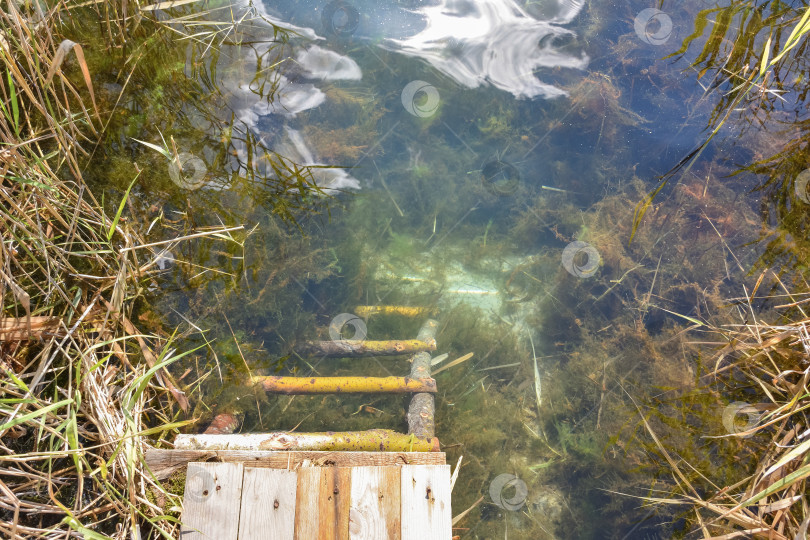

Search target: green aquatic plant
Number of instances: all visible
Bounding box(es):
[68,0,334,229]
[553,420,603,461]
[630,2,810,242]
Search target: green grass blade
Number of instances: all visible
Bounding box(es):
[7,70,19,136]
[62,516,114,540]
[107,174,140,241]
[132,138,173,160]
[760,35,772,76]
[740,462,810,507]
[0,398,73,432]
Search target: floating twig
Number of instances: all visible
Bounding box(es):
[529,333,541,412]
[432,352,474,375]
[119,225,244,253]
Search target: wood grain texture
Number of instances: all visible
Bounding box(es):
[294,468,320,540]
[317,467,352,540]
[238,469,297,540]
[180,462,243,540]
[348,467,401,540]
[400,465,452,540]
[145,448,445,480]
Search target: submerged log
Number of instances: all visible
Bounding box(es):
[294,338,436,358]
[408,394,435,439]
[203,412,242,435]
[251,375,437,394]
[354,305,435,318]
[174,429,440,452]
[407,320,439,439]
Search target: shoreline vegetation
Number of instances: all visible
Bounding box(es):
[630,3,810,537]
[0,0,808,538]
[0,1,224,537]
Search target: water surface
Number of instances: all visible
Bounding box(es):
[95,0,808,537]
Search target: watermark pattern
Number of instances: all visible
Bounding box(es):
[168,152,207,190]
[401,80,440,118]
[328,312,367,341]
[153,249,175,271]
[482,159,520,196]
[321,0,360,37]
[721,401,759,438]
[794,168,810,203]
[634,8,673,46]
[562,241,600,278]
[489,473,528,511]
[184,467,216,503]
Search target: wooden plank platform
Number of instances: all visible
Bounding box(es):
[180,462,452,540]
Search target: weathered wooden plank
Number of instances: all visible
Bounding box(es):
[294,468,320,540]
[238,469,297,540]
[181,462,244,540]
[145,448,446,480]
[400,465,452,540]
[317,467,352,540]
[294,467,353,539]
[349,467,401,540]
[380,468,401,539]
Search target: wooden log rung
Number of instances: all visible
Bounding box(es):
[294,338,436,358]
[407,319,439,439]
[251,375,436,394]
[354,305,435,318]
[174,429,440,453]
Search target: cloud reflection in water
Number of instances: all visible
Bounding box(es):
[384,0,587,98]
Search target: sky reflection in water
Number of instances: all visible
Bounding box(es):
[233,0,593,191]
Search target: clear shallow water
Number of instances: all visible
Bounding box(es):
[100,0,806,537]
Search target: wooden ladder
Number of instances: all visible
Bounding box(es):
[174,314,441,452]
[150,310,453,539]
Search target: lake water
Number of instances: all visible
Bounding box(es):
[94,0,809,537]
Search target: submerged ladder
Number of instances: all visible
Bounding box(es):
[148,309,453,539]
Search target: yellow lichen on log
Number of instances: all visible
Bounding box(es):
[295,338,436,357]
[251,375,437,394]
[174,429,441,452]
[354,305,435,318]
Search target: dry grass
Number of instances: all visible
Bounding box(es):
[0,1,196,538]
[630,6,810,537]
[635,270,810,539]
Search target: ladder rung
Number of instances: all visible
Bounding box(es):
[295,339,436,358]
[354,305,435,318]
[174,429,440,452]
[251,376,437,394]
